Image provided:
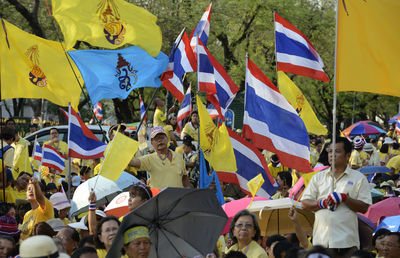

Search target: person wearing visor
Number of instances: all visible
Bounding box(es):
[129,126,191,189]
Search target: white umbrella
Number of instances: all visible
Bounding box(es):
[70,175,122,217]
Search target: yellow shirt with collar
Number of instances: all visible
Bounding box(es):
[153,108,166,127]
[138,151,186,189]
[226,240,268,258]
[181,122,198,141]
[21,198,54,240]
[301,166,372,248]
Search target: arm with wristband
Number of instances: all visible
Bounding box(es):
[88,190,97,235]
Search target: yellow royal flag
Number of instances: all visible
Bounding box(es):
[336,1,400,97]
[99,131,139,181]
[0,20,82,109]
[278,71,327,136]
[197,95,237,172]
[12,145,33,178]
[301,171,317,187]
[52,0,162,57]
[247,173,265,197]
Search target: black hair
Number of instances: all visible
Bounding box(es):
[5,118,15,125]
[79,166,91,177]
[328,137,353,154]
[277,171,293,188]
[225,251,248,258]
[273,240,293,258]
[71,246,97,258]
[65,226,81,243]
[94,216,120,249]
[304,245,332,257]
[380,144,389,154]
[372,228,390,247]
[17,171,32,179]
[229,209,261,244]
[129,182,153,201]
[266,234,287,248]
[387,231,400,243]
[49,127,59,133]
[0,127,15,141]
[78,235,95,248]
[0,203,15,217]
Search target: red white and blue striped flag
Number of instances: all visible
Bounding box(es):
[190,3,212,49]
[33,138,42,161]
[196,38,239,121]
[177,85,191,133]
[68,106,106,159]
[274,12,329,82]
[243,57,312,172]
[140,97,147,121]
[93,103,103,120]
[218,128,279,198]
[42,145,66,172]
[162,28,196,102]
[396,119,400,135]
[207,104,219,120]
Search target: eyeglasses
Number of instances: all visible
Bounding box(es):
[234,223,253,229]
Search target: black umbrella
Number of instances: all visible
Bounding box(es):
[106,188,228,258]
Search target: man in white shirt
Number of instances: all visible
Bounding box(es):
[301,137,372,257]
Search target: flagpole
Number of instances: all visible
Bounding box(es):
[67,103,72,200]
[330,0,340,192]
[273,11,279,88]
[136,87,159,134]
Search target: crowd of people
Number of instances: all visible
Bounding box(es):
[0,105,399,258]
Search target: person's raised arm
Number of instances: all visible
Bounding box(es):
[88,190,97,235]
[128,158,141,168]
[31,177,45,207]
[288,207,309,249]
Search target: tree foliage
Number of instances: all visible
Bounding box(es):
[1,0,399,132]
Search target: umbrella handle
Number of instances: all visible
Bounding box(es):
[258,206,268,220]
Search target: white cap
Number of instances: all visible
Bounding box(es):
[19,235,70,258]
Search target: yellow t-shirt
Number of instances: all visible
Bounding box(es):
[267,163,288,179]
[181,122,198,141]
[43,140,68,176]
[153,108,166,127]
[43,174,63,187]
[175,145,184,154]
[139,151,186,189]
[386,155,400,174]
[96,249,127,258]
[226,240,268,258]
[349,150,367,168]
[0,185,26,204]
[21,198,54,239]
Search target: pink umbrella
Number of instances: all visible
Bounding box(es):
[362,197,400,223]
[221,196,269,234]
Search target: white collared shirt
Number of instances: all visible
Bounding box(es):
[301,166,372,248]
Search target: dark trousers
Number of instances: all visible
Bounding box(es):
[327,246,358,258]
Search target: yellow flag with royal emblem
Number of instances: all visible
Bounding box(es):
[51,0,162,57]
[99,131,139,181]
[278,71,327,136]
[247,173,265,197]
[197,95,237,172]
[0,20,82,109]
[12,144,33,178]
[336,0,400,97]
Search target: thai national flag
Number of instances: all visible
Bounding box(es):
[140,97,147,121]
[396,119,400,135]
[190,3,212,49]
[274,12,329,82]
[196,38,239,121]
[243,57,312,172]
[162,28,196,102]
[68,106,107,159]
[32,138,42,161]
[177,85,191,133]
[207,104,219,120]
[217,128,279,198]
[42,145,66,172]
[93,103,103,120]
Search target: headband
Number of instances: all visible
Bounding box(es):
[134,182,152,199]
[124,226,150,244]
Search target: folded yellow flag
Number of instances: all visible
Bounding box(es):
[12,145,33,178]
[98,131,139,181]
[336,0,400,97]
[278,71,327,136]
[0,20,82,109]
[52,0,162,57]
[197,95,237,172]
[247,173,265,197]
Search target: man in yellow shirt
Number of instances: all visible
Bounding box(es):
[349,136,368,169]
[0,127,15,170]
[44,128,68,176]
[129,126,191,189]
[267,154,289,179]
[20,177,54,239]
[302,137,371,257]
[1,172,31,204]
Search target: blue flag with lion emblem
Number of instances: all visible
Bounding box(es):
[68,46,168,104]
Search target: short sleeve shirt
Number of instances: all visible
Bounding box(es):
[21,198,54,239]
[226,240,268,258]
[301,166,372,248]
[139,151,186,189]
[153,108,166,127]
